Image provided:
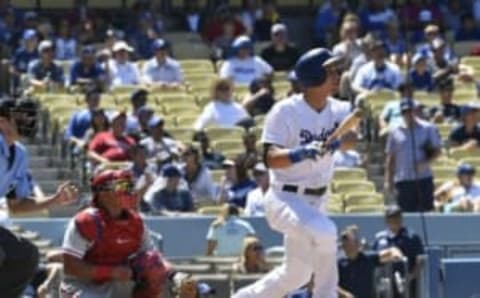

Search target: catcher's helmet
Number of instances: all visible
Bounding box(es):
[90,169,137,209]
[0,96,39,138]
[294,48,342,88]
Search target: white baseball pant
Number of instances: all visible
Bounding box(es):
[233,187,338,298]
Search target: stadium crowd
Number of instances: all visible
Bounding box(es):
[2,0,480,297]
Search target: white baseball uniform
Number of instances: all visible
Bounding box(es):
[233,94,351,298]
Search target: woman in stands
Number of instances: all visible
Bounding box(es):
[233,236,271,274]
[181,144,218,205]
[193,78,250,131]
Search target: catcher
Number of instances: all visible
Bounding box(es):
[60,169,172,298]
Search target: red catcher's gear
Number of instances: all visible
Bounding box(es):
[74,207,144,267]
[90,169,138,209]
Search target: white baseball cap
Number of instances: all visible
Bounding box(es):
[112,40,133,52]
[271,23,287,35]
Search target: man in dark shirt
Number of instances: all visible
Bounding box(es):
[372,206,425,298]
[147,164,194,216]
[260,24,300,71]
[243,77,275,117]
[449,103,480,154]
[27,40,64,90]
[429,75,461,123]
[69,45,106,88]
[338,225,404,298]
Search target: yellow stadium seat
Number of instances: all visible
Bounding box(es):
[432,166,456,180]
[450,148,480,160]
[333,167,367,181]
[163,104,199,116]
[460,157,480,168]
[196,96,213,108]
[461,56,480,66]
[345,204,385,213]
[176,115,198,128]
[110,85,141,95]
[437,123,454,140]
[326,203,343,214]
[333,180,376,194]
[13,0,36,9]
[213,139,244,152]
[38,93,79,106]
[180,59,215,72]
[273,71,288,82]
[173,42,212,59]
[344,192,384,206]
[210,170,224,184]
[168,127,195,141]
[198,206,223,215]
[206,127,245,141]
[157,94,195,105]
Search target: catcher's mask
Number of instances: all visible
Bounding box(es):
[0,96,39,138]
[90,169,137,209]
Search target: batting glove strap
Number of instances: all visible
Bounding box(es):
[325,139,341,153]
[288,143,320,163]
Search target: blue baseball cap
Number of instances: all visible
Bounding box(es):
[148,116,164,129]
[81,45,96,56]
[461,102,480,117]
[161,164,182,177]
[412,52,427,65]
[457,163,476,176]
[22,29,37,41]
[152,39,168,51]
[400,98,416,112]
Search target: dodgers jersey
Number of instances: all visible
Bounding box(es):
[262,94,351,187]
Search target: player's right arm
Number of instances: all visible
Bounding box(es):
[62,216,132,282]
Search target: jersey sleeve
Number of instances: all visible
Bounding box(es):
[14,151,33,199]
[219,61,232,79]
[261,104,290,147]
[256,57,273,76]
[206,225,217,241]
[62,218,92,259]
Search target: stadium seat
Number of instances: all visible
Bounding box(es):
[345,204,385,213]
[344,192,384,206]
[460,157,480,168]
[198,206,224,215]
[157,94,196,106]
[327,201,344,213]
[333,180,376,194]
[437,123,454,140]
[110,85,141,94]
[149,86,188,96]
[206,127,245,141]
[432,166,456,180]
[213,139,244,152]
[173,42,211,59]
[180,59,215,73]
[232,274,264,292]
[333,167,367,181]
[163,104,199,116]
[210,170,224,184]
[167,127,195,143]
[450,149,480,160]
[87,0,122,8]
[176,115,198,128]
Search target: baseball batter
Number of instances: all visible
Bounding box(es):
[233,48,362,298]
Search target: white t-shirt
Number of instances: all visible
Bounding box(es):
[206,216,256,257]
[333,150,362,168]
[219,56,273,85]
[108,59,141,86]
[352,61,403,91]
[262,95,351,187]
[450,182,480,202]
[244,187,268,216]
[194,100,249,130]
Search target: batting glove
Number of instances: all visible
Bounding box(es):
[288,141,322,163]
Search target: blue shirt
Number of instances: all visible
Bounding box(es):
[0,134,33,199]
[386,119,442,182]
[227,179,257,208]
[206,216,256,256]
[149,188,194,213]
[12,47,38,73]
[63,109,93,141]
[28,59,64,83]
[381,100,404,130]
[408,69,433,92]
[69,61,104,85]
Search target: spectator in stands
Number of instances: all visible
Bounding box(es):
[28,40,64,91]
[219,35,273,86]
[429,75,461,123]
[141,116,182,168]
[194,78,250,130]
[385,99,442,212]
[125,89,151,136]
[108,40,141,87]
[384,20,407,64]
[373,206,425,298]
[449,103,480,151]
[64,88,101,145]
[435,163,480,213]
[146,164,195,216]
[242,77,275,117]
[416,25,453,61]
[244,162,269,216]
[193,131,225,170]
[240,130,259,168]
[254,0,280,41]
[212,18,239,60]
[128,15,161,60]
[379,82,418,136]
[9,29,38,88]
[338,225,404,298]
[442,0,465,34]
[206,203,256,256]
[182,0,205,33]
[399,0,442,34]
[352,40,403,95]
[128,144,157,211]
[77,109,109,150]
[333,131,364,168]
[408,53,433,92]
[203,5,245,43]
[286,70,301,96]
[141,38,184,88]
[456,13,480,41]
[69,45,106,89]
[359,0,397,35]
[332,19,362,68]
[88,111,136,165]
[313,0,346,45]
[260,23,300,71]
[181,144,218,204]
[428,38,459,73]
[233,236,270,273]
[218,155,256,208]
[55,19,77,61]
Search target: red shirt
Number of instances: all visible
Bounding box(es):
[88,131,135,162]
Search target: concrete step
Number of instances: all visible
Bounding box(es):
[29,156,51,168]
[367,164,384,176]
[31,168,60,181]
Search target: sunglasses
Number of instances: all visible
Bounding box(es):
[98,180,134,193]
[251,245,263,251]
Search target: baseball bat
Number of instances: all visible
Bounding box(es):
[327,107,364,143]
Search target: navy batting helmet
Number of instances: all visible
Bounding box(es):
[294,48,342,88]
